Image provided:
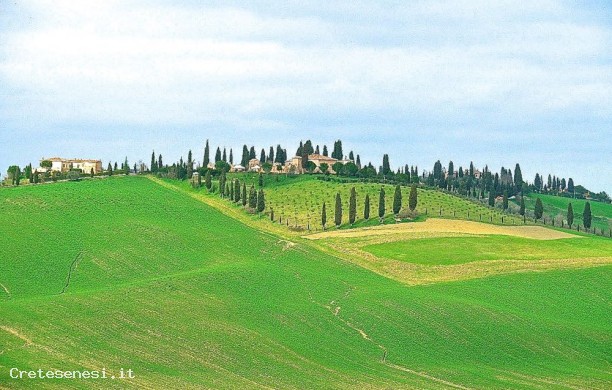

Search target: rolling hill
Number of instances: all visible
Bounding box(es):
[0,176,610,389]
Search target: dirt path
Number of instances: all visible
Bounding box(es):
[304,219,580,240]
[0,282,10,299]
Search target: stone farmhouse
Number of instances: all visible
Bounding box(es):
[40,157,103,174]
[223,153,352,174]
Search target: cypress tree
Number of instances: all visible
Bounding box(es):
[269,146,274,163]
[260,148,266,163]
[234,180,241,203]
[249,146,256,160]
[322,202,327,229]
[107,163,113,176]
[334,193,342,227]
[409,184,418,211]
[502,191,508,210]
[215,147,222,162]
[242,183,247,206]
[186,150,193,178]
[197,172,202,188]
[225,183,230,198]
[249,185,257,209]
[583,202,592,229]
[229,148,233,164]
[567,203,574,228]
[378,187,386,222]
[203,140,210,166]
[322,145,328,156]
[567,178,575,195]
[230,183,234,200]
[519,196,525,216]
[364,194,370,220]
[534,198,543,220]
[151,151,157,173]
[90,168,94,178]
[448,161,454,178]
[222,148,227,163]
[393,185,402,216]
[349,187,357,225]
[158,154,163,169]
[205,170,212,190]
[241,145,249,167]
[488,191,495,207]
[258,173,264,187]
[257,189,265,213]
[382,154,391,175]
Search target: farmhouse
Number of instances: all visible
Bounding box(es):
[41,157,103,174]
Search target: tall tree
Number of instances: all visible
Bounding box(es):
[124,157,130,175]
[257,189,265,213]
[502,190,508,210]
[488,190,495,207]
[321,202,327,229]
[332,140,343,160]
[215,147,222,162]
[260,148,266,163]
[534,173,542,191]
[364,194,370,220]
[203,140,210,166]
[205,170,212,190]
[322,145,329,157]
[269,146,274,163]
[258,173,264,187]
[393,185,402,215]
[349,187,357,225]
[249,146,256,160]
[107,163,113,176]
[248,185,257,209]
[514,163,523,192]
[378,187,386,222]
[409,184,418,211]
[519,196,525,216]
[583,202,592,229]
[469,161,475,177]
[382,154,391,175]
[567,203,574,228]
[241,145,250,167]
[151,151,157,173]
[222,148,227,163]
[242,183,247,206]
[234,180,241,203]
[448,161,454,178]
[334,193,342,227]
[158,154,163,169]
[229,148,233,164]
[534,198,544,220]
[186,150,193,178]
[567,178,575,195]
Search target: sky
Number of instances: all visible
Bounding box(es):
[1,0,611,192]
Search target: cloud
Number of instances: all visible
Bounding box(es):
[0,0,611,190]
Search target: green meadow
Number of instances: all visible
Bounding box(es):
[0,176,611,389]
[518,193,612,231]
[363,235,612,265]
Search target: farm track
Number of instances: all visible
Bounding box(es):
[60,251,83,294]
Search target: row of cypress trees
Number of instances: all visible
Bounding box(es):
[322,184,418,229]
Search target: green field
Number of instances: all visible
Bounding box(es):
[1,176,611,389]
[226,173,522,230]
[363,235,612,265]
[518,193,612,231]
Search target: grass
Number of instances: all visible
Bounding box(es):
[518,193,612,231]
[225,173,523,231]
[363,235,612,265]
[0,176,611,389]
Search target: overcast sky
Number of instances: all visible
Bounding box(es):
[1,1,611,191]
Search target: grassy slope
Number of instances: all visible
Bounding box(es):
[227,173,522,230]
[0,177,610,389]
[363,235,612,265]
[519,193,612,231]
